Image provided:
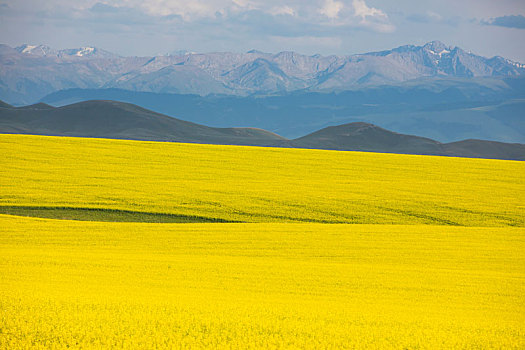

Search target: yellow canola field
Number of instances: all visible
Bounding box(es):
[1,216,524,349]
[1,134,524,226]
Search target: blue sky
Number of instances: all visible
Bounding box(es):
[1,0,525,61]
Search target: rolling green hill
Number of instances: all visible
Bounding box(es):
[292,122,525,160]
[1,99,524,160]
[0,100,285,146]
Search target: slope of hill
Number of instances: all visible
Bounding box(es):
[0,100,12,108]
[291,122,525,160]
[442,139,525,160]
[1,99,524,160]
[0,100,285,146]
[291,122,443,154]
[17,102,54,110]
[2,41,524,104]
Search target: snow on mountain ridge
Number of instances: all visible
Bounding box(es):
[2,41,524,104]
[14,44,119,59]
[20,45,36,53]
[15,44,57,57]
[75,47,95,56]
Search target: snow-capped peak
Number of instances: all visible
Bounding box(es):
[55,46,119,59]
[423,40,448,53]
[20,45,36,53]
[505,58,525,69]
[75,47,95,56]
[15,44,56,56]
[168,49,197,56]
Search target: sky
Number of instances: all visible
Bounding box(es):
[1,0,525,61]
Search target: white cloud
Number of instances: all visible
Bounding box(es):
[319,0,344,19]
[122,0,218,19]
[2,0,525,61]
[351,0,394,32]
[232,0,247,6]
[270,6,296,16]
[99,0,300,20]
[352,0,387,20]
[230,0,259,13]
[426,11,443,21]
[4,0,390,26]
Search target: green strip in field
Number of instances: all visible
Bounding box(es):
[0,206,235,223]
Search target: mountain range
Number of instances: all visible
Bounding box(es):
[2,41,524,105]
[1,99,523,161]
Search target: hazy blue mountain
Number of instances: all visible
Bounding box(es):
[104,65,230,95]
[41,76,525,143]
[2,41,524,105]
[1,99,523,160]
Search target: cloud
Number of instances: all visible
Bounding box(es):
[482,15,525,29]
[232,0,251,7]
[352,0,386,20]
[108,0,292,19]
[319,0,344,19]
[0,0,396,56]
[406,11,442,23]
[85,3,167,26]
[90,3,119,13]
[269,6,296,16]
[0,0,393,31]
[351,0,394,33]
[80,1,395,35]
[132,0,217,19]
[405,11,460,26]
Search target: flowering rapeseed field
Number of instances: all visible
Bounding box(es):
[0,134,523,225]
[1,217,524,348]
[0,134,524,348]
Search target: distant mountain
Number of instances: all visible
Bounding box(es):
[15,44,119,59]
[1,99,523,160]
[40,77,525,143]
[14,44,56,57]
[105,65,230,95]
[1,41,524,104]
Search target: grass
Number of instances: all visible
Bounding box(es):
[1,134,524,226]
